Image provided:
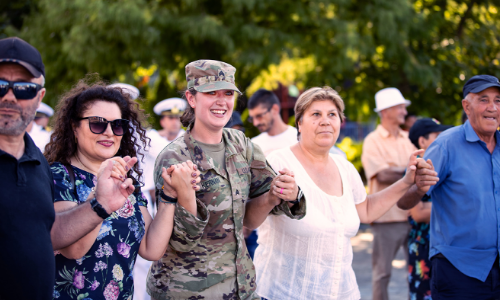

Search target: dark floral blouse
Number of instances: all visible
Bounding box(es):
[51,163,147,300]
[407,195,432,300]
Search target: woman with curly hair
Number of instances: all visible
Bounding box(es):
[45,80,200,300]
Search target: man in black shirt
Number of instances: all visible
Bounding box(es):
[0,37,137,299]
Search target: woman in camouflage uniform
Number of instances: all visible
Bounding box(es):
[146,60,306,300]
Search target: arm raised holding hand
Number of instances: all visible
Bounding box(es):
[356,150,438,223]
[138,160,201,260]
[397,159,439,210]
[244,168,300,230]
[51,156,137,251]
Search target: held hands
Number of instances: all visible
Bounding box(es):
[161,160,201,200]
[95,156,138,214]
[402,149,439,193]
[402,149,425,185]
[415,158,439,194]
[270,168,299,205]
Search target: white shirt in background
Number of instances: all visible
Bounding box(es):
[254,147,367,300]
[28,123,51,153]
[251,125,297,157]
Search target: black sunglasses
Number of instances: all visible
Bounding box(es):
[0,79,42,100]
[79,116,129,136]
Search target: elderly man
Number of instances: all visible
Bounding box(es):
[0,37,136,300]
[361,87,416,300]
[398,75,500,299]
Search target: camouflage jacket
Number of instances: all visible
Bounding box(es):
[146,127,306,300]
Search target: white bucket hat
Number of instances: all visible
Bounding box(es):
[374,87,411,112]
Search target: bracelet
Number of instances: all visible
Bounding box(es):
[90,197,111,219]
[158,190,177,204]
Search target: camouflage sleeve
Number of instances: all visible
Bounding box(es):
[270,194,306,219]
[246,141,306,219]
[247,142,276,198]
[169,198,209,252]
[154,142,210,252]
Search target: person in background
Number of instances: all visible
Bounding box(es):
[35,102,53,127]
[27,101,53,151]
[225,110,245,132]
[247,89,299,259]
[361,87,416,300]
[248,89,297,156]
[398,75,500,299]
[403,112,418,131]
[406,118,451,300]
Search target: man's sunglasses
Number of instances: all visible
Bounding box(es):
[0,80,43,100]
[79,116,129,136]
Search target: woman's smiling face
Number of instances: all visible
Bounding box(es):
[74,100,123,162]
[187,89,235,132]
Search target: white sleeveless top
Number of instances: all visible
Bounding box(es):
[254,147,367,300]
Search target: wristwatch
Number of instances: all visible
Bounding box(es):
[90,197,111,219]
[289,187,304,205]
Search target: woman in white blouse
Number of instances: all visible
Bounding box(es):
[254,86,430,300]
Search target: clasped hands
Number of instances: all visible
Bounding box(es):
[160,160,201,202]
[270,168,300,206]
[402,149,439,193]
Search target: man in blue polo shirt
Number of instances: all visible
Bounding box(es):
[0,37,137,299]
[398,75,500,299]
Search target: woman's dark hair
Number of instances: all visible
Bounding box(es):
[180,88,197,127]
[44,78,150,183]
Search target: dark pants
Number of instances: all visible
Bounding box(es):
[431,254,500,300]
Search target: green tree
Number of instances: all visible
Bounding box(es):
[7,0,500,127]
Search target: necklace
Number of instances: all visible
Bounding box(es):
[75,154,97,175]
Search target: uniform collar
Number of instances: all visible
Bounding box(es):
[183,125,245,175]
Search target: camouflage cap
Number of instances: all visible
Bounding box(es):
[185,59,242,94]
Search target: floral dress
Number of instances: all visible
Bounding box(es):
[51,163,147,300]
[407,195,432,300]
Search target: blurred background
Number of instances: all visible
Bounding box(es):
[2,0,499,169]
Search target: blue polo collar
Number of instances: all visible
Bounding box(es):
[464,120,480,143]
[464,119,500,146]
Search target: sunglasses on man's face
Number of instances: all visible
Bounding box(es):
[79,116,129,136]
[0,80,43,100]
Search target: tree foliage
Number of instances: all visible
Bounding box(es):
[6,0,500,126]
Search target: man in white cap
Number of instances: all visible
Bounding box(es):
[361,87,417,300]
[34,102,53,128]
[108,82,140,100]
[133,97,187,300]
[26,102,53,152]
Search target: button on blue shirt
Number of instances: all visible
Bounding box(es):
[424,120,500,281]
